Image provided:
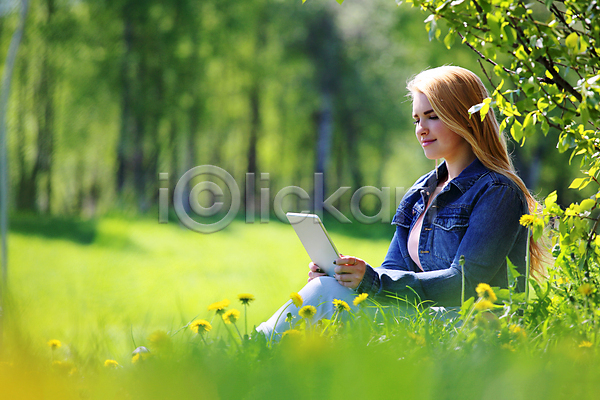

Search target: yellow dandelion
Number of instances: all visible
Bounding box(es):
[190,319,212,334]
[578,283,594,296]
[299,305,317,320]
[131,346,150,363]
[508,325,527,339]
[579,340,593,348]
[408,332,426,346]
[238,293,255,305]
[333,299,351,312]
[148,330,172,351]
[131,352,151,364]
[282,329,302,339]
[501,343,516,352]
[104,359,119,368]
[290,292,303,308]
[475,299,495,311]
[207,299,230,314]
[556,277,568,285]
[222,309,241,324]
[519,214,535,227]
[353,293,369,306]
[47,339,61,349]
[476,283,497,302]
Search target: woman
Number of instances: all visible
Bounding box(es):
[257,66,543,337]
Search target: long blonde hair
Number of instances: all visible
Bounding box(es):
[407,66,543,278]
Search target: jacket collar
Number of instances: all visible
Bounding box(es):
[447,158,490,194]
[425,158,489,194]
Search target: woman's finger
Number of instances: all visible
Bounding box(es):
[309,262,324,273]
[334,256,356,265]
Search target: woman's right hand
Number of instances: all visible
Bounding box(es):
[308,262,327,282]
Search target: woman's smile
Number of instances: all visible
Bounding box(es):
[421,138,436,147]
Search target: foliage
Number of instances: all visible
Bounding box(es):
[0,0,469,218]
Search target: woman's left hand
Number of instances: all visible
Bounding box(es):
[334,255,367,290]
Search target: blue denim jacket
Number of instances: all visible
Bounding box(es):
[357,158,528,306]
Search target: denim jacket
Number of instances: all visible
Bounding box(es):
[357,158,528,306]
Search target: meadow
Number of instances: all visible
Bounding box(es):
[2,213,600,399]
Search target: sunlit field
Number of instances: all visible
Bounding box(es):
[4,214,391,358]
[3,214,600,399]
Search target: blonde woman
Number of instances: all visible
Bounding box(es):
[257,66,542,336]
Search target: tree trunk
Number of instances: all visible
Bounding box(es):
[15,59,36,211]
[116,17,144,206]
[315,90,333,177]
[308,12,339,196]
[32,0,55,214]
[0,0,29,354]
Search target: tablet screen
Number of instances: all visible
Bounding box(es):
[286,212,340,276]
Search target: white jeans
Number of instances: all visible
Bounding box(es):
[256,276,359,338]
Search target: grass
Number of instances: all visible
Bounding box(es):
[3,213,392,359]
[4,213,600,399]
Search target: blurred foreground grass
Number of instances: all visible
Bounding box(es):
[4,213,391,359]
[4,214,600,399]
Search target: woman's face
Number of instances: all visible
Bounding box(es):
[412,92,472,166]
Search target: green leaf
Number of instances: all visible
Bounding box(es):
[443,29,456,49]
[565,32,579,53]
[541,117,550,136]
[569,177,586,189]
[545,191,558,208]
[515,45,528,60]
[565,32,587,54]
[510,119,523,142]
[459,296,475,318]
[507,257,522,288]
[580,198,596,211]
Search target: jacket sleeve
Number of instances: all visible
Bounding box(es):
[379,231,411,270]
[357,183,527,306]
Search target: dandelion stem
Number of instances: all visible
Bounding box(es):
[130,325,137,349]
[222,319,241,349]
[269,302,292,346]
[233,322,244,342]
[199,333,208,346]
[460,255,465,307]
[525,227,531,303]
[244,304,248,338]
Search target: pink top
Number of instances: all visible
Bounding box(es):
[407,181,446,271]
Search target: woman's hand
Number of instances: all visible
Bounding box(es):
[308,262,327,282]
[333,255,367,290]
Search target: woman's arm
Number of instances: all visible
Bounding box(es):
[357,183,527,306]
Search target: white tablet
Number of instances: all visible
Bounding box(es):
[286,212,340,277]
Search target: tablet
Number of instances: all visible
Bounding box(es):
[286,212,340,276]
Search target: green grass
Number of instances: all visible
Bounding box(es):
[5,214,600,400]
[4,214,392,359]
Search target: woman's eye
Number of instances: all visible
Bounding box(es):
[430,116,439,120]
[413,119,420,125]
